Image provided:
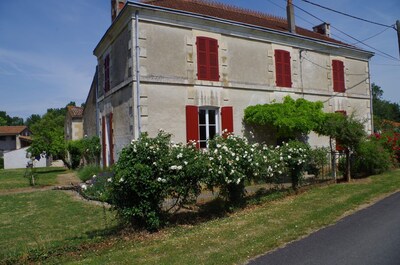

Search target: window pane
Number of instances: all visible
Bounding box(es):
[200,125,206,141]
[209,125,216,139]
[209,110,216,124]
[199,109,206,125]
[200,141,207,148]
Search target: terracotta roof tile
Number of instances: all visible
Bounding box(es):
[67,106,84,118]
[0,126,28,135]
[141,0,350,47]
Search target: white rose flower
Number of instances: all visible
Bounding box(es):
[107,178,112,182]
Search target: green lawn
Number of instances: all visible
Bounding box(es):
[0,167,66,190]
[0,190,116,263]
[49,170,400,265]
[3,170,400,264]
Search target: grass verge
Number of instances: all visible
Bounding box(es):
[0,167,67,190]
[0,190,117,263]
[47,170,400,265]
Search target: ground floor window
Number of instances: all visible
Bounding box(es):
[199,108,219,148]
[186,105,233,148]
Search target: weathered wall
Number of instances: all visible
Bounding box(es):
[4,147,47,169]
[83,77,98,137]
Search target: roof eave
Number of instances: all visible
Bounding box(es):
[94,1,374,59]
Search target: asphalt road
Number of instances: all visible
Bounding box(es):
[248,192,400,265]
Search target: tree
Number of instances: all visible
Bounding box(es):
[244,96,326,142]
[315,113,366,181]
[25,114,41,128]
[0,111,24,126]
[372,83,400,131]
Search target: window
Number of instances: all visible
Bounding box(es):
[186,106,233,148]
[196,37,219,81]
[199,108,219,148]
[332,60,345,93]
[274,49,292,87]
[0,136,6,141]
[104,54,110,93]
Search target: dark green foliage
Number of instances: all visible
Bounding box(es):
[244,96,325,140]
[0,111,24,126]
[354,139,393,176]
[305,147,329,178]
[67,140,83,169]
[78,164,103,182]
[25,114,41,128]
[81,136,101,165]
[315,113,366,181]
[372,83,400,129]
[0,157,3,169]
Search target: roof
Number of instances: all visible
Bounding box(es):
[140,0,350,47]
[67,106,84,118]
[0,126,28,135]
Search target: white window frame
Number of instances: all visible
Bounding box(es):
[199,107,219,148]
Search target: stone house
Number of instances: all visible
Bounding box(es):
[92,0,374,167]
[0,126,32,156]
[65,106,84,141]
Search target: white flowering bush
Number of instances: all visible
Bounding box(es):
[279,141,310,189]
[109,131,208,231]
[206,134,265,206]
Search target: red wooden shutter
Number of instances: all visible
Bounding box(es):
[275,50,291,87]
[208,38,219,81]
[332,60,345,93]
[196,37,219,81]
[283,51,292,87]
[186,105,199,148]
[221,106,234,136]
[197,37,208,80]
[109,113,114,165]
[101,116,107,167]
[275,50,283,87]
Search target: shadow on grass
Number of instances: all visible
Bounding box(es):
[168,187,291,227]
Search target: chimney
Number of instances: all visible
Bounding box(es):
[313,23,331,37]
[111,0,127,22]
[286,0,296,33]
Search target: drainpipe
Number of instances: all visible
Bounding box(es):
[368,61,374,133]
[95,66,99,136]
[135,10,142,137]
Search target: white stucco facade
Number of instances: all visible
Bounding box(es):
[92,1,373,167]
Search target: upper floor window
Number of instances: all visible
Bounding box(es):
[332,60,345,93]
[274,49,292,88]
[196,37,219,81]
[104,54,110,93]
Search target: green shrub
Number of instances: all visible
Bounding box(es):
[109,131,208,231]
[305,147,329,178]
[80,173,111,202]
[78,164,102,182]
[0,157,3,169]
[81,136,101,165]
[67,140,83,169]
[354,139,392,176]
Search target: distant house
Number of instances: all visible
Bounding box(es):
[0,126,32,156]
[89,0,374,167]
[65,106,84,141]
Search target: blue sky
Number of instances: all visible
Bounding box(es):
[0,0,399,120]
